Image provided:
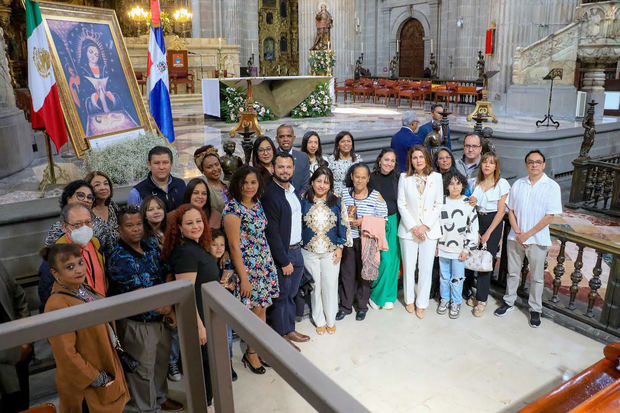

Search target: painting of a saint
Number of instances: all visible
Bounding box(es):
[46,20,140,138]
[264,37,275,61]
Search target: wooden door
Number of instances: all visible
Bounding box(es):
[399,19,425,78]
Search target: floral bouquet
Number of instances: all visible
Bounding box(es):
[291,82,333,118]
[220,87,276,123]
[308,50,335,75]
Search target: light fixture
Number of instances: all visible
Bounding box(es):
[128,5,149,22]
[456,18,463,28]
[173,8,192,23]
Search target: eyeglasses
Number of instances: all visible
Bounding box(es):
[75,191,95,202]
[526,160,544,166]
[464,145,481,150]
[65,220,93,229]
[258,147,273,153]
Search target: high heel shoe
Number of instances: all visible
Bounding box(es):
[242,351,265,375]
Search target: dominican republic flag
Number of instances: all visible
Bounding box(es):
[26,0,67,152]
[147,0,174,143]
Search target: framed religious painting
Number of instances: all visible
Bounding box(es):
[38,2,152,157]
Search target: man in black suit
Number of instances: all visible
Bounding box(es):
[275,124,310,195]
[261,153,309,349]
[0,263,32,413]
[417,103,452,151]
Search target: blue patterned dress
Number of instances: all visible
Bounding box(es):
[223,198,279,308]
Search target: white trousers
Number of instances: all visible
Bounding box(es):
[400,237,438,309]
[302,249,341,328]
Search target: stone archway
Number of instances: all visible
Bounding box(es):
[399,18,425,78]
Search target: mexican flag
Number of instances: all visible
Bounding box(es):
[26,0,67,151]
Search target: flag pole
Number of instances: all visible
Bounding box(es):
[44,131,55,182]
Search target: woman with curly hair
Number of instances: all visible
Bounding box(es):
[326,131,363,196]
[162,204,220,406]
[194,145,230,214]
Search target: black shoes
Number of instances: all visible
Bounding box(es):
[242,351,266,375]
[529,311,541,328]
[231,362,238,381]
[335,310,347,321]
[355,311,367,321]
[494,303,514,317]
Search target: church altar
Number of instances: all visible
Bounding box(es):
[202,76,334,119]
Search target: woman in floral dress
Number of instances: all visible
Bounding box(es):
[326,131,363,196]
[223,165,278,374]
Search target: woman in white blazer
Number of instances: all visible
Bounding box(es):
[397,145,443,318]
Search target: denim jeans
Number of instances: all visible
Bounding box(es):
[439,257,465,304]
[169,328,179,365]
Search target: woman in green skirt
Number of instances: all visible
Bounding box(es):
[369,148,401,309]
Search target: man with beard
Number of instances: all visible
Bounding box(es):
[275,124,310,195]
[261,153,309,350]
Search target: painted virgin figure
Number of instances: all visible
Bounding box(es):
[78,40,119,115]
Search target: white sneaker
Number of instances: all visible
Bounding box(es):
[368,298,380,310]
[383,302,394,310]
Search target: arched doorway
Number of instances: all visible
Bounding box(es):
[399,18,425,78]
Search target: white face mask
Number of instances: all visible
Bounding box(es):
[69,225,93,247]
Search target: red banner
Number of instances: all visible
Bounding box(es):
[485,28,495,55]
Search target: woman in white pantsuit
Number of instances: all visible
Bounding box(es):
[397,145,443,319]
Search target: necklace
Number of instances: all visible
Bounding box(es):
[56,280,90,301]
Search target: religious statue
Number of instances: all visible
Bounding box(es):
[424,120,442,158]
[220,140,244,181]
[388,56,398,79]
[310,4,333,50]
[429,53,438,79]
[476,50,485,82]
[579,100,597,159]
[481,127,496,154]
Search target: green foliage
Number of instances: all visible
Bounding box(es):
[291,83,333,118]
[160,11,173,35]
[83,132,177,185]
[308,50,335,75]
[220,87,277,123]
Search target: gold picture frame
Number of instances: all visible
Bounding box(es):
[38,1,152,157]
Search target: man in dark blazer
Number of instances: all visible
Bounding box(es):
[0,263,32,413]
[391,111,423,172]
[417,103,452,151]
[275,124,310,195]
[261,153,309,349]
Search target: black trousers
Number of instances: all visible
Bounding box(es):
[463,211,504,301]
[0,359,30,413]
[267,248,304,336]
[201,344,213,406]
[339,238,370,313]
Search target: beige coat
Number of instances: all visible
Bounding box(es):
[44,283,129,413]
[397,171,443,240]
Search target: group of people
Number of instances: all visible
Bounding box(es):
[1,114,563,412]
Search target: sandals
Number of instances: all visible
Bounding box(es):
[473,301,487,317]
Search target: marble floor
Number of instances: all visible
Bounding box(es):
[30,295,605,413]
[1,100,619,204]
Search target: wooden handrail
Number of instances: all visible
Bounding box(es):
[550,224,620,256]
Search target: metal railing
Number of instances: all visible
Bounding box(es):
[201,281,371,413]
[496,221,620,338]
[0,280,208,412]
[567,154,620,216]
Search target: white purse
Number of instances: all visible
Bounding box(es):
[465,244,494,272]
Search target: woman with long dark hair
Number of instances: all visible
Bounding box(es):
[140,195,167,249]
[223,166,279,374]
[301,131,327,173]
[397,145,443,319]
[301,167,350,334]
[251,136,277,186]
[85,170,119,240]
[162,204,221,406]
[467,152,510,317]
[326,131,363,196]
[183,177,221,229]
[369,148,401,310]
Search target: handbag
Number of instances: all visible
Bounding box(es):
[465,244,494,272]
[107,324,139,373]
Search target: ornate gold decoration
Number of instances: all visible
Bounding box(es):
[33,47,52,78]
[258,0,299,76]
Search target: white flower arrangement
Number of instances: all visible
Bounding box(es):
[291,83,332,118]
[221,87,276,123]
[83,132,178,185]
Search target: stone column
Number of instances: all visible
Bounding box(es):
[192,0,219,38]
[581,64,607,119]
[221,0,258,73]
